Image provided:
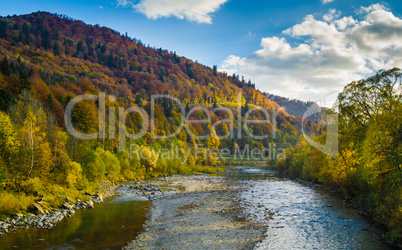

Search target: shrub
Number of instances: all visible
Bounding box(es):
[20,177,44,196]
[0,192,34,215]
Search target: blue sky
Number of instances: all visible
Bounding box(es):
[1,0,402,104]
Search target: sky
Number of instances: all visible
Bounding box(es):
[1,0,402,105]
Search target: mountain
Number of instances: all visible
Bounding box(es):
[0,11,320,144]
[0,12,399,244]
[0,12,322,217]
[265,93,327,123]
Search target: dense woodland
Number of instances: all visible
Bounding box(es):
[0,12,400,244]
[265,93,327,123]
[0,12,317,218]
[270,68,402,244]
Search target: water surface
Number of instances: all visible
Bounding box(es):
[0,188,150,249]
[0,168,394,249]
[235,167,392,249]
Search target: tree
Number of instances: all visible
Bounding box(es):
[0,56,11,75]
[213,100,218,108]
[139,145,157,173]
[71,100,99,134]
[0,158,6,185]
[20,110,52,179]
[65,161,82,189]
[0,88,15,112]
[186,62,194,79]
[206,128,220,149]
[22,23,30,43]
[0,19,7,39]
[41,29,51,50]
[96,148,121,182]
[0,111,20,163]
[53,42,60,56]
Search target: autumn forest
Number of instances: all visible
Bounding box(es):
[0,11,400,245]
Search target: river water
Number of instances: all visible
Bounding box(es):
[234,167,393,249]
[0,167,393,249]
[0,192,150,249]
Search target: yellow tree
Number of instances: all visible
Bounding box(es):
[71,100,99,134]
[0,111,20,161]
[205,128,220,166]
[65,161,82,189]
[20,110,52,179]
[139,145,157,173]
[206,128,220,149]
[0,111,20,184]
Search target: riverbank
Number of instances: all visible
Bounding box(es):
[124,174,266,249]
[0,180,121,236]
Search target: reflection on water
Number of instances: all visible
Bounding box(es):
[236,167,392,249]
[0,179,185,249]
[0,187,150,249]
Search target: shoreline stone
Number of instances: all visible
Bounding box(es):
[0,180,120,236]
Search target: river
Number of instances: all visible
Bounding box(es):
[234,167,393,249]
[0,192,150,249]
[0,167,393,249]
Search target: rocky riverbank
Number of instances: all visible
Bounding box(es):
[0,180,121,235]
[124,175,266,249]
[127,182,166,200]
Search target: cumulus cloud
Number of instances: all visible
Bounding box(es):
[117,0,228,24]
[323,9,341,22]
[322,0,335,4]
[219,4,402,105]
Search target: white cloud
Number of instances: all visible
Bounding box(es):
[322,0,335,4]
[117,0,131,7]
[219,4,402,105]
[323,9,341,22]
[359,3,388,14]
[245,31,257,40]
[117,0,228,24]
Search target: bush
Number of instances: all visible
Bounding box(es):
[0,192,34,215]
[20,177,44,196]
[66,161,83,189]
[84,150,105,182]
[96,148,121,182]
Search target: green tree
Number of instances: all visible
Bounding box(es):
[96,148,121,182]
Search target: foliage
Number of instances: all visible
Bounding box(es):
[0,12,313,219]
[270,68,402,244]
[0,191,35,215]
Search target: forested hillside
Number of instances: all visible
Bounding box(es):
[265,93,327,123]
[0,12,318,217]
[0,10,400,246]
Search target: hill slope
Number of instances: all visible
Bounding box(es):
[0,12,321,218]
[0,11,319,145]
